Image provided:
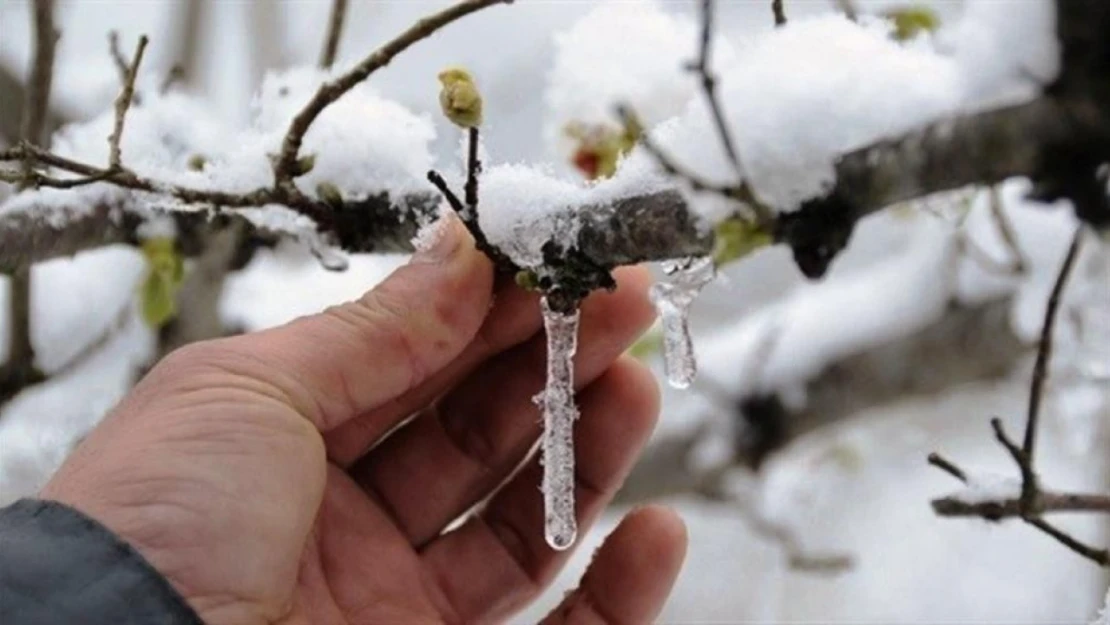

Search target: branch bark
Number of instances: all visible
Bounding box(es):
[2,0,58,406]
[933,492,1110,519]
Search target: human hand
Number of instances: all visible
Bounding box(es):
[41,217,687,625]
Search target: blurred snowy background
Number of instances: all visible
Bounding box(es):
[2,0,1109,622]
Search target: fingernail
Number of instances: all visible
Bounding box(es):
[412,213,462,263]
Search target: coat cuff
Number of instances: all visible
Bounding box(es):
[0,498,205,625]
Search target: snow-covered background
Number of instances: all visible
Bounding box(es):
[2,0,1109,622]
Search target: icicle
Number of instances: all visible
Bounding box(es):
[533,296,581,551]
[303,229,349,272]
[649,256,715,389]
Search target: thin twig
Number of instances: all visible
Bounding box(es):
[1,142,327,222]
[109,35,148,170]
[616,105,735,197]
[319,0,349,70]
[989,416,1038,510]
[464,126,480,212]
[19,0,58,163]
[427,168,511,269]
[274,0,512,188]
[771,0,787,26]
[684,0,773,225]
[934,491,1110,519]
[1026,517,1109,565]
[108,31,130,85]
[426,170,465,214]
[929,442,1110,567]
[927,452,967,482]
[1022,228,1083,461]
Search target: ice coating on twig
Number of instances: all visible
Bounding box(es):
[303,228,350,271]
[649,256,715,388]
[534,296,581,550]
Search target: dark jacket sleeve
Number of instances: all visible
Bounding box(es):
[0,498,205,625]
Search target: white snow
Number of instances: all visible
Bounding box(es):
[534,296,581,551]
[539,1,1058,222]
[474,155,670,269]
[543,0,735,165]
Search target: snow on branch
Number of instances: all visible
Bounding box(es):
[0,94,1078,281]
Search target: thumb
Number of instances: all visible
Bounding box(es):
[225,215,494,431]
[541,506,688,625]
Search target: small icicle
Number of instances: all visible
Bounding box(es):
[649,256,715,389]
[303,229,349,272]
[533,296,581,551]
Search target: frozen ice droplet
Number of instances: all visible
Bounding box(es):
[535,296,581,551]
[649,257,715,389]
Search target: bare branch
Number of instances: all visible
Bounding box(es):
[1025,517,1109,566]
[464,126,480,210]
[108,31,130,85]
[934,491,1110,519]
[274,0,513,188]
[1022,227,1082,461]
[20,0,58,153]
[927,453,967,483]
[109,35,149,170]
[1,142,328,223]
[319,0,349,70]
[686,0,771,224]
[771,0,787,27]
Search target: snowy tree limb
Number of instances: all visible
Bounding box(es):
[0,96,1077,275]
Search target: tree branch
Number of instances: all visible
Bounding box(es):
[319,0,349,70]
[1021,228,1082,466]
[273,0,513,188]
[926,226,1106,568]
[1,0,58,408]
[0,94,1088,282]
[108,35,148,170]
[771,0,787,27]
[933,491,1110,519]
